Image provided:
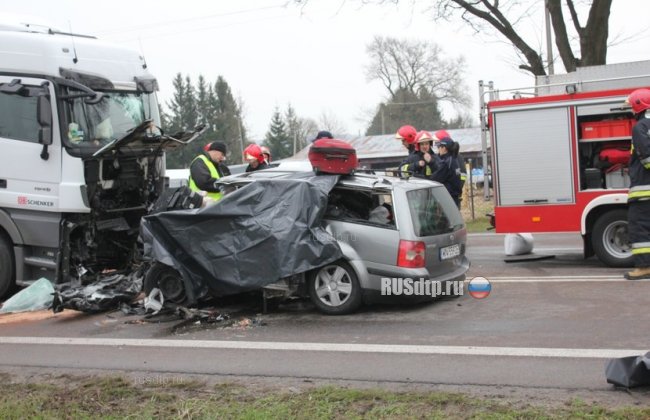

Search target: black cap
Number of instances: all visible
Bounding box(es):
[313,130,333,142]
[207,141,227,154]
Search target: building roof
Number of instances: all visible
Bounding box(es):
[287,127,486,161]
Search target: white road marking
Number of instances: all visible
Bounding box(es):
[0,336,643,359]
[472,275,629,283]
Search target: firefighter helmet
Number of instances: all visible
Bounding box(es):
[244,144,264,163]
[627,89,650,115]
[416,131,433,143]
[432,129,451,142]
[395,125,417,144]
[260,146,271,161]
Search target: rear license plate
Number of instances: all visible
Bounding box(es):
[440,244,460,260]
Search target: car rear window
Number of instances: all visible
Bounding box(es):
[407,187,464,236]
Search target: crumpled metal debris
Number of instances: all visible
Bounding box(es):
[52,271,143,314]
[144,288,164,315]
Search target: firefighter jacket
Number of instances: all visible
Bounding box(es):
[398,146,419,178]
[402,150,439,179]
[188,152,226,201]
[628,114,650,202]
[245,161,269,172]
[432,153,463,200]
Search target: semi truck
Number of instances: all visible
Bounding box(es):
[0,22,201,297]
[480,60,650,267]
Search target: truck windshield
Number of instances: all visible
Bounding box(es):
[63,89,160,149]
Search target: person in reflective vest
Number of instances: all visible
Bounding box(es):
[188,141,228,201]
[624,89,650,280]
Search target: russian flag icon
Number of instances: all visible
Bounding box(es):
[468,277,491,299]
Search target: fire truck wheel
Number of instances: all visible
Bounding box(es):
[0,233,15,299]
[591,209,634,268]
[144,262,188,304]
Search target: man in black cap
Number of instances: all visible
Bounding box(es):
[312,130,333,142]
[188,141,229,201]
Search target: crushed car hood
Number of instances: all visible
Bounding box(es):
[141,172,343,302]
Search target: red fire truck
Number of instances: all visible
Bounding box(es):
[479,61,650,267]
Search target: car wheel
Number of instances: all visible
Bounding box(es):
[307,260,362,315]
[0,233,14,299]
[144,262,188,304]
[591,209,634,268]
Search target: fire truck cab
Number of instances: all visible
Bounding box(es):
[481,61,650,267]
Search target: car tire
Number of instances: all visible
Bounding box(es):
[592,209,634,268]
[144,262,188,304]
[0,233,14,299]
[307,260,362,315]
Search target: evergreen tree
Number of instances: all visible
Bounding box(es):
[213,77,246,164]
[263,108,292,159]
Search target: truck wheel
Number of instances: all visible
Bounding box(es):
[591,209,634,268]
[0,234,14,299]
[307,260,362,315]
[144,263,188,304]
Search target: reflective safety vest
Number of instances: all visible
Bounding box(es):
[188,155,223,201]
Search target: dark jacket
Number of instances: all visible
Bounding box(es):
[189,152,226,193]
[404,150,439,179]
[245,161,269,173]
[629,115,650,200]
[398,146,419,177]
[432,153,463,201]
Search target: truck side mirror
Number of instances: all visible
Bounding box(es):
[37,95,52,160]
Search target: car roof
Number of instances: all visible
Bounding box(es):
[218,160,443,191]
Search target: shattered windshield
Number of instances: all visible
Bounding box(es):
[63,89,160,149]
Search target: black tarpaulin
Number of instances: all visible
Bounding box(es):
[141,172,343,302]
[605,352,650,388]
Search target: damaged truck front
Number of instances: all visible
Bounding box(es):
[0,24,199,297]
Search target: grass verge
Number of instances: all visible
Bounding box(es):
[0,375,648,419]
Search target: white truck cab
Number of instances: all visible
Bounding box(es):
[0,24,200,296]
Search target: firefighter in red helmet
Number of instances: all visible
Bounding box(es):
[624,88,650,279]
[396,125,418,177]
[244,144,269,173]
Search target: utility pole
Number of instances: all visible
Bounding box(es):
[237,118,245,164]
[544,0,554,75]
[381,104,385,135]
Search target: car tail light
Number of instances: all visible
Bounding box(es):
[397,240,426,268]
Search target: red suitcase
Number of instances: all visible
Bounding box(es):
[309,139,358,175]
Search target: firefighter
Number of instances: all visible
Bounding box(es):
[244,144,269,172]
[260,146,272,164]
[188,141,228,201]
[395,125,418,177]
[432,135,463,208]
[624,88,650,280]
[403,131,439,179]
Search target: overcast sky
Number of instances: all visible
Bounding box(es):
[3,0,648,140]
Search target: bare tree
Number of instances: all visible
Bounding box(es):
[295,0,614,76]
[366,35,470,106]
[318,110,348,136]
[426,0,611,75]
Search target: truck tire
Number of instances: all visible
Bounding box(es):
[144,263,188,305]
[307,260,362,315]
[591,209,634,268]
[0,234,15,299]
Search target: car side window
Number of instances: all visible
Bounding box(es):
[0,91,40,143]
[325,189,395,228]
